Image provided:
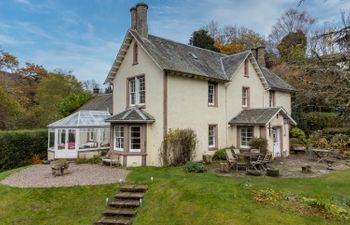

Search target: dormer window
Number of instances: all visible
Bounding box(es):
[244,59,249,77]
[133,43,138,65]
[128,75,145,106]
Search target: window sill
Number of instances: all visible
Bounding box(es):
[208,104,218,107]
[208,146,218,151]
[128,104,146,109]
[244,75,249,77]
[132,63,138,66]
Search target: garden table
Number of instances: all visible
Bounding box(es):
[309,149,331,163]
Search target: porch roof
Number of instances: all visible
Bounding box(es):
[229,107,297,126]
[105,107,155,123]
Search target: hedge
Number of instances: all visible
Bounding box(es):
[0,129,47,172]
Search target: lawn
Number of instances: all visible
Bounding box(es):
[1,166,350,225]
[128,167,350,225]
[0,168,118,225]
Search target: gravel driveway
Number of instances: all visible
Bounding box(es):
[0,164,129,188]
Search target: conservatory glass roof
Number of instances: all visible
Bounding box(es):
[48,110,111,128]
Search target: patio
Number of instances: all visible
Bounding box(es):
[209,153,350,178]
[0,164,129,188]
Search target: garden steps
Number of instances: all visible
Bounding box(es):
[95,184,148,225]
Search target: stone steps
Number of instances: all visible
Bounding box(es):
[95,184,148,225]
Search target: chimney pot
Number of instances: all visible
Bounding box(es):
[93,87,100,95]
[135,2,148,38]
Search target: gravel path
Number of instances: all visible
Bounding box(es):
[0,164,129,188]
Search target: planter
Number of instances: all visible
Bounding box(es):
[266,168,279,177]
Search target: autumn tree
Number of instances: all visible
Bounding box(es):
[189,29,219,52]
[0,50,18,72]
[0,86,23,129]
[18,62,48,82]
[203,21,264,55]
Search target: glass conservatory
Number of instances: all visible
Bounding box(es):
[47,110,111,159]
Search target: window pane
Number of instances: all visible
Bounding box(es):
[240,127,253,147]
[129,79,136,105]
[49,131,55,148]
[208,125,216,147]
[208,83,214,104]
[115,126,124,150]
[58,129,66,150]
[130,126,141,151]
[138,77,145,104]
[68,129,76,150]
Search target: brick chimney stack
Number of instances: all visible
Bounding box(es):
[256,46,266,67]
[135,2,148,38]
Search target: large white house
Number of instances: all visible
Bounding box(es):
[105,2,296,167]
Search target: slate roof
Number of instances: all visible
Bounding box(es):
[261,67,296,92]
[78,94,113,114]
[229,107,296,126]
[105,107,155,123]
[106,29,295,92]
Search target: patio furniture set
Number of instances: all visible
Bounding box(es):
[225,149,272,173]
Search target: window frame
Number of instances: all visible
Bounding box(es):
[240,127,253,148]
[208,124,218,149]
[128,75,145,107]
[129,126,141,152]
[244,59,249,77]
[242,87,249,108]
[114,126,125,151]
[208,82,217,107]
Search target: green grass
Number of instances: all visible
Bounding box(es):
[0,168,118,225]
[1,166,350,225]
[127,167,350,225]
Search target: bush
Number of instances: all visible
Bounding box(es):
[183,162,205,173]
[76,155,102,164]
[309,131,329,149]
[0,129,47,172]
[160,128,197,166]
[290,127,308,146]
[302,112,340,131]
[213,146,236,160]
[330,134,349,150]
[322,127,350,136]
[249,137,267,153]
[31,154,42,164]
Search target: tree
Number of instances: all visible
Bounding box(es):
[35,73,91,126]
[277,30,307,63]
[202,21,265,54]
[0,86,23,129]
[268,9,315,54]
[189,29,219,52]
[82,79,99,91]
[17,62,48,82]
[0,51,18,72]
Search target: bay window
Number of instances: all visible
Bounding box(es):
[130,126,141,152]
[114,126,124,151]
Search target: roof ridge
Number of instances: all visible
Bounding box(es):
[221,50,251,60]
[146,33,227,57]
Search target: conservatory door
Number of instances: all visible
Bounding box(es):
[55,129,78,159]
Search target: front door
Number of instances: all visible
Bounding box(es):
[272,127,281,158]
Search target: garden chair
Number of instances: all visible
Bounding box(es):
[233,149,240,155]
[261,153,272,170]
[250,155,264,171]
[224,149,237,170]
[102,151,120,167]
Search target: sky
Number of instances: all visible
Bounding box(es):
[0,0,349,84]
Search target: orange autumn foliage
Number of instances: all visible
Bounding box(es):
[214,40,244,55]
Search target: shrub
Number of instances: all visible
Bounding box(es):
[309,131,329,149]
[0,129,47,172]
[330,134,349,150]
[302,112,341,131]
[31,154,42,164]
[76,155,102,164]
[290,127,308,146]
[213,146,236,160]
[249,137,267,153]
[183,162,205,173]
[322,127,350,136]
[160,128,197,166]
